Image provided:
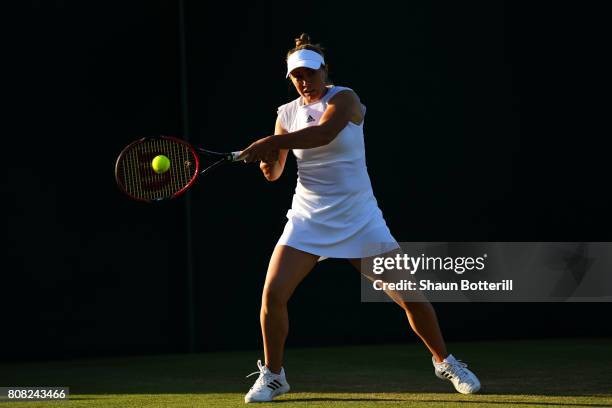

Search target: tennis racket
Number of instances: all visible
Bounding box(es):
[115,136,242,202]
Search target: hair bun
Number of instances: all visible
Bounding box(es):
[294,33,311,47]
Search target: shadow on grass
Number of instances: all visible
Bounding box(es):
[412,399,612,407]
[277,395,612,407]
[2,339,611,400]
[276,397,404,403]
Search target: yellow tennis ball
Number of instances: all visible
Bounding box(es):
[152,155,170,174]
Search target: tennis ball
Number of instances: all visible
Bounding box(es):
[152,155,170,174]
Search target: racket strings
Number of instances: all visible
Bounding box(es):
[117,138,197,201]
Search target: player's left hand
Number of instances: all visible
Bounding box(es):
[240,136,279,163]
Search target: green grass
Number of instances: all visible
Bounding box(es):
[1,339,611,407]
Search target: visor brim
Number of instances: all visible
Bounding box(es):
[286,60,323,78]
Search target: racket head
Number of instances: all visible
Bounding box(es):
[115,136,200,202]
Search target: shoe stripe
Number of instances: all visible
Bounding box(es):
[272,380,282,387]
[267,383,278,390]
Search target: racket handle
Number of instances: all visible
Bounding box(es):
[231,151,243,161]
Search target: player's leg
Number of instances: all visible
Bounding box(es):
[347,255,448,362]
[347,252,481,394]
[261,245,319,372]
[245,245,318,403]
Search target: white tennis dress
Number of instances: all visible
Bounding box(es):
[276,85,399,259]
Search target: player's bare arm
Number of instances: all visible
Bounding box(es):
[259,116,289,181]
[242,90,362,163]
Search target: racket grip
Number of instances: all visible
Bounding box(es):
[231,151,243,162]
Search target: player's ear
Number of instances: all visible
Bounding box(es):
[321,65,330,84]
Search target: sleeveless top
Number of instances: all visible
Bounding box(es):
[276,85,398,259]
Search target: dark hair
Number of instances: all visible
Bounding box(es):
[286,33,331,84]
[287,33,326,59]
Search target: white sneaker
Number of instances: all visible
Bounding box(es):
[244,360,290,403]
[433,354,481,394]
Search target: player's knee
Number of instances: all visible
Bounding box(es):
[261,286,288,311]
[396,300,412,312]
[399,300,432,315]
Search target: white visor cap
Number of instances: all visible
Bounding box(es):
[286,49,325,78]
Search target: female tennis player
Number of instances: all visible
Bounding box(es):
[239,34,481,403]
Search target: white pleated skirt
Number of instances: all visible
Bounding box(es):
[277,190,399,260]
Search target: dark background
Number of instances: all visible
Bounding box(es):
[3,0,610,361]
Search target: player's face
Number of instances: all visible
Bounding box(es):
[289,67,326,103]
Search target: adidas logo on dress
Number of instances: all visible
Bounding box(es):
[306,115,315,123]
